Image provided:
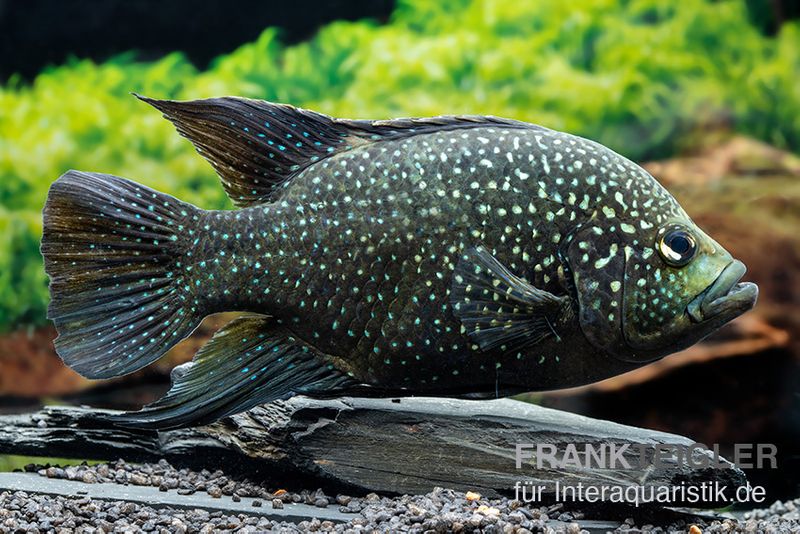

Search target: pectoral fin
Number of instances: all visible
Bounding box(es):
[451,246,569,354]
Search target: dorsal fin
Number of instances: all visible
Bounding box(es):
[137,95,537,207]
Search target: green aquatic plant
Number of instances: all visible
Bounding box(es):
[0,0,797,331]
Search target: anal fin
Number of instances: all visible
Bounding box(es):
[451,246,570,354]
[111,315,355,429]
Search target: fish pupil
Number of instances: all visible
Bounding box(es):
[669,234,691,254]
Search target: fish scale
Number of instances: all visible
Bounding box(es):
[40,96,757,428]
[206,129,585,386]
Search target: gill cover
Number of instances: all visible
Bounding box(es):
[619,245,690,358]
[564,225,629,358]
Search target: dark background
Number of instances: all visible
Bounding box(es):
[0,0,395,81]
[3,0,799,82]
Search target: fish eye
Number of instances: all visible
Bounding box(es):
[658,227,697,267]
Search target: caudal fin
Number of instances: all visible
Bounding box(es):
[41,171,204,379]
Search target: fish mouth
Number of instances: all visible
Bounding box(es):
[686,260,758,323]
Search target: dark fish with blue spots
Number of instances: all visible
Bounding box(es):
[41,95,758,428]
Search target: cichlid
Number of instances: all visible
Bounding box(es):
[41,96,758,428]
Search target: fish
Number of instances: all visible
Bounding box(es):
[40,95,758,428]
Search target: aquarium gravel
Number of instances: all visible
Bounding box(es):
[0,460,793,532]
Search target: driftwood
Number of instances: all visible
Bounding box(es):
[0,397,746,507]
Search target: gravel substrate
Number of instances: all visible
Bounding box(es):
[0,492,306,533]
[0,460,795,532]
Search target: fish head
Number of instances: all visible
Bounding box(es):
[618,218,758,361]
[566,214,758,364]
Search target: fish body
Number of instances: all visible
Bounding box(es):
[41,97,758,427]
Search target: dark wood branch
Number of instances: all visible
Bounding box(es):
[0,397,747,507]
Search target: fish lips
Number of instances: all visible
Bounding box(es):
[686,260,758,324]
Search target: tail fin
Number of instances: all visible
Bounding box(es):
[41,171,204,379]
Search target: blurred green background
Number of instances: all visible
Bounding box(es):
[0,0,798,331]
[0,0,799,500]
